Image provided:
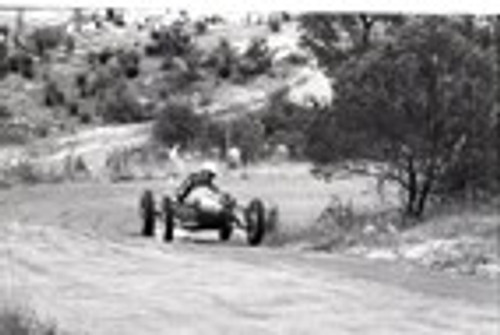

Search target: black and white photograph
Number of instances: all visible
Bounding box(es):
[0,1,498,334]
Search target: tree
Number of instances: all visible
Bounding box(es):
[153,100,203,148]
[261,89,321,158]
[305,17,496,218]
[300,13,405,75]
[228,116,265,163]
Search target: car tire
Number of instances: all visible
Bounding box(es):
[219,217,233,241]
[162,196,175,242]
[245,198,266,246]
[140,189,155,237]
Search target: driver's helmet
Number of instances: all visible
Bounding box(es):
[200,161,219,178]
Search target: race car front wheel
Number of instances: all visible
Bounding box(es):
[245,199,266,246]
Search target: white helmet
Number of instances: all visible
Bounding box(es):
[201,161,219,176]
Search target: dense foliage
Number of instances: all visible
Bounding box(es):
[300,15,498,217]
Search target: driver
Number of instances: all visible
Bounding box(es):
[176,161,222,212]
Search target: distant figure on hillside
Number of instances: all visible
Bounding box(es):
[273,144,290,162]
[168,144,185,178]
[226,146,242,169]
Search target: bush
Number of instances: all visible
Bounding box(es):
[268,18,281,33]
[283,52,309,66]
[237,37,273,79]
[43,80,65,107]
[88,65,122,97]
[195,20,208,35]
[8,52,34,79]
[145,24,193,58]
[79,113,92,124]
[29,25,66,57]
[144,43,160,57]
[66,101,79,117]
[0,104,10,119]
[153,100,203,148]
[97,82,145,123]
[74,72,87,97]
[0,306,60,335]
[116,49,141,78]
[0,125,28,145]
[87,48,114,67]
[0,106,29,145]
[206,38,237,80]
[97,48,114,65]
[6,159,41,184]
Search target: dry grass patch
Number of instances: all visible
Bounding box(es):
[0,306,63,335]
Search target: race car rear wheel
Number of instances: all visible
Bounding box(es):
[245,198,266,246]
[140,190,155,237]
[162,196,175,242]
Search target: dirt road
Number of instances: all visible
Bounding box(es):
[0,179,498,334]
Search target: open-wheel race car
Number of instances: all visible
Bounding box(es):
[139,188,269,246]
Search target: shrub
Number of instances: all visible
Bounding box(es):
[97,48,114,65]
[0,306,60,335]
[79,113,92,124]
[0,106,29,145]
[0,126,28,145]
[283,52,309,66]
[145,24,193,58]
[43,80,65,107]
[281,11,292,22]
[88,64,122,97]
[268,18,281,33]
[116,49,141,78]
[97,82,145,123]
[194,20,208,35]
[29,25,66,57]
[87,48,114,67]
[7,159,41,184]
[237,37,273,79]
[8,52,34,79]
[66,101,79,117]
[0,104,10,119]
[153,100,203,148]
[74,72,87,97]
[206,38,237,79]
[144,43,160,56]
